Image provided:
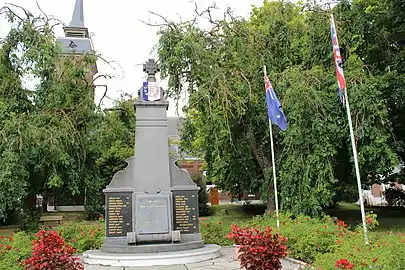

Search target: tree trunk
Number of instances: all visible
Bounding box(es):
[41,197,49,213]
[24,192,37,209]
[267,180,275,211]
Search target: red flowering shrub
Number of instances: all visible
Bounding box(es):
[228,224,288,270]
[0,231,34,269]
[250,212,346,263]
[200,218,233,246]
[335,258,354,269]
[313,222,405,269]
[57,222,104,253]
[24,230,83,270]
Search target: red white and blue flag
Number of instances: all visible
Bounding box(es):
[330,14,346,104]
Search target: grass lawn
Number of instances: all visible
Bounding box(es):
[0,225,18,237]
[0,211,99,237]
[203,204,267,226]
[324,202,405,233]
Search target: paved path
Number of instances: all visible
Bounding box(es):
[83,247,301,270]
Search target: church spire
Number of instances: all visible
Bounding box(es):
[69,0,84,28]
[64,0,88,38]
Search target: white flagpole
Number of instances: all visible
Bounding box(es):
[343,88,369,245]
[264,65,280,229]
[330,13,369,245]
[269,119,280,229]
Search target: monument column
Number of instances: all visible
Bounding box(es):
[133,59,170,193]
[131,59,174,244]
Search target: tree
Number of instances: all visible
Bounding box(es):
[0,3,136,225]
[153,0,401,216]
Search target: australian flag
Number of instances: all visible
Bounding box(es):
[264,70,288,131]
[330,14,346,105]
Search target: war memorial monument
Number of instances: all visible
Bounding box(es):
[83,60,220,267]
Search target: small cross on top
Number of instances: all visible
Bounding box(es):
[143,59,160,76]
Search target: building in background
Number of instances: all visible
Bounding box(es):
[57,0,97,99]
[167,117,205,177]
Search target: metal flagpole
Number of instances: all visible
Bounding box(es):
[264,65,280,229]
[330,13,369,245]
[268,119,280,229]
[343,88,369,245]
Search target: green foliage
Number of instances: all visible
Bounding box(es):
[251,211,405,269]
[384,188,405,207]
[0,232,34,270]
[57,222,105,253]
[313,231,405,269]
[191,174,211,216]
[250,213,347,263]
[198,208,405,269]
[20,207,40,232]
[156,0,403,216]
[199,218,233,246]
[0,223,104,269]
[0,4,136,223]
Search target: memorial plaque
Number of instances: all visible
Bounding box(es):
[136,195,170,234]
[173,190,199,233]
[106,193,132,237]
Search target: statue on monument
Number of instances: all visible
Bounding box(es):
[141,59,164,102]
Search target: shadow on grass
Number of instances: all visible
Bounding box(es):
[205,204,267,226]
[324,203,405,232]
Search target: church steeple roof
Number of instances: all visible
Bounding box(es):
[58,0,93,55]
[69,0,84,28]
[63,0,89,38]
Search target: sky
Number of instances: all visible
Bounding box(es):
[0,0,264,116]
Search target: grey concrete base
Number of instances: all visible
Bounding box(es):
[101,234,204,253]
[83,244,221,267]
[101,240,205,253]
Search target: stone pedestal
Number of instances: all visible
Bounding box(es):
[101,100,204,251]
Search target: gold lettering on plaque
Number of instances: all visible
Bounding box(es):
[107,196,130,236]
[174,194,196,232]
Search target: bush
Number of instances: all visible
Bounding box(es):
[228,224,288,270]
[314,232,405,269]
[199,218,233,246]
[250,212,346,263]
[199,210,404,269]
[0,222,105,269]
[0,232,34,270]
[24,230,83,270]
[20,207,40,232]
[57,221,105,253]
[335,258,354,269]
[250,211,381,265]
[384,187,405,207]
[84,182,105,221]
[0,209,20,226]
[191,173,211,217]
